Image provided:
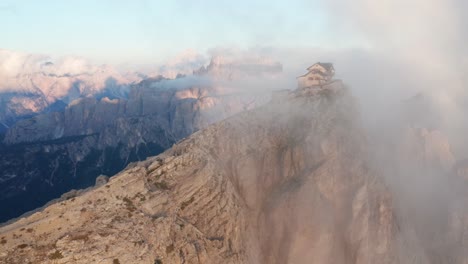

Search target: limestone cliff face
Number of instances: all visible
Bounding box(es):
[0,81,435,264]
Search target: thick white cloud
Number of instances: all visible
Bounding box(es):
[0,49,141,97]
[319,0,468,146]
[0,49,95,80]
[323,0,467,95]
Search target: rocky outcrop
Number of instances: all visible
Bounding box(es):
[2,80,464,263]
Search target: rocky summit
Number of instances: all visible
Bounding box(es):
[0,77,467,264]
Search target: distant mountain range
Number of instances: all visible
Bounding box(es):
[0,49,283,222]
[0,49,147,129]
[0,49,282,129]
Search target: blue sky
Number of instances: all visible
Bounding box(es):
[0,0,362,64]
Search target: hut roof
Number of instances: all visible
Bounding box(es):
[306,62,334,71]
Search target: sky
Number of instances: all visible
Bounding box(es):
[0,0,366,65]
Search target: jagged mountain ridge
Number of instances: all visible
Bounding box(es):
[3,80,465,263]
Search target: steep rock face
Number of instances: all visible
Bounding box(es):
[0,92,49,131]
[0,81,426,264]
